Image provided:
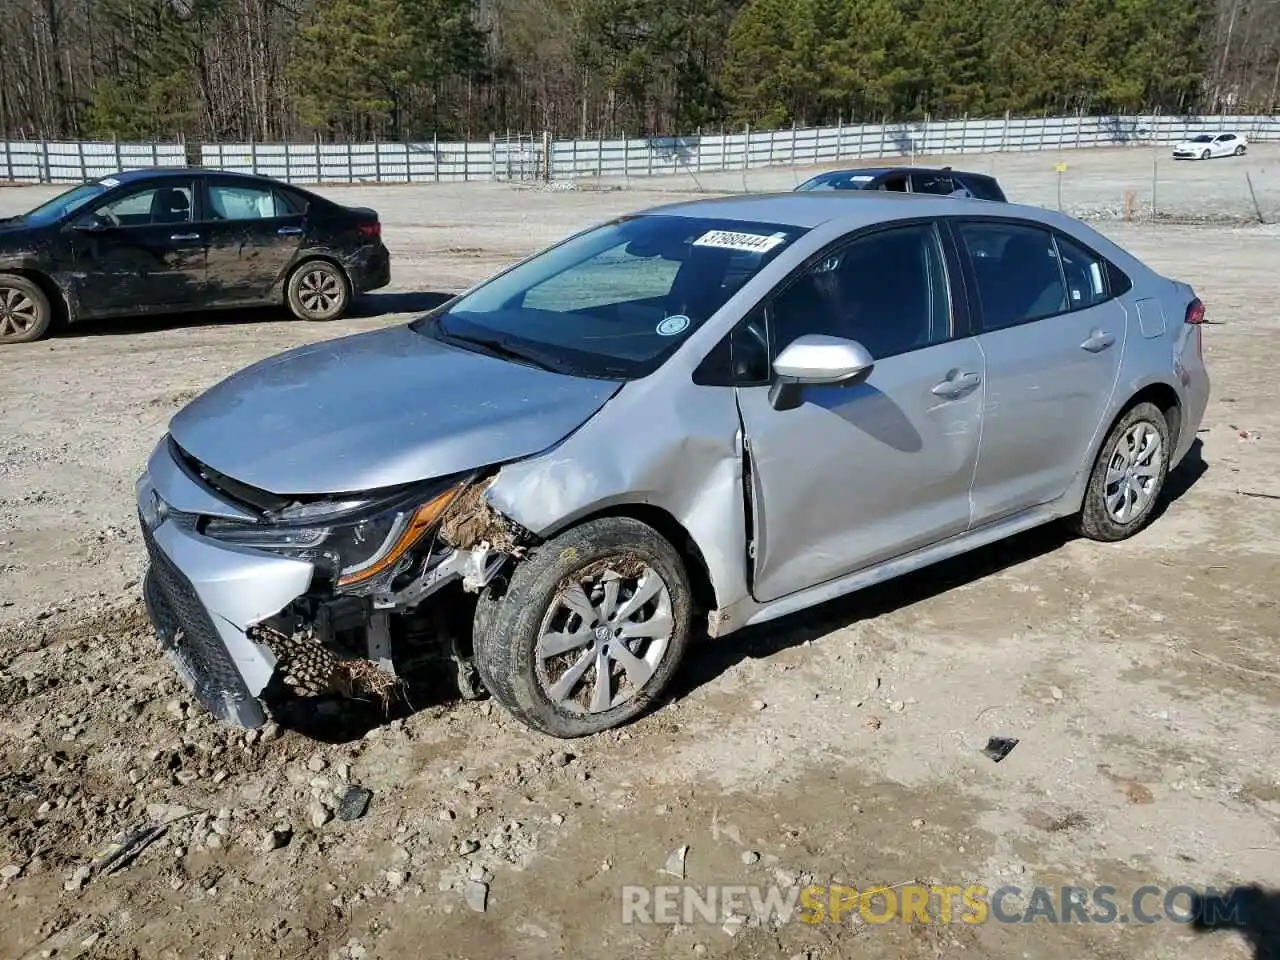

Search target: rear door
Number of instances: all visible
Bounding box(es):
[953,218,1126,524]
[201,177,306,304]
[69,178,206,315]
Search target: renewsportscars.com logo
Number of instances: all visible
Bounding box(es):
[620,883,1253,927]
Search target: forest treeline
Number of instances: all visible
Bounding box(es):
[2,0,1278,142]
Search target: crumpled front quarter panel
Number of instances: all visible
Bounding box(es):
[487,375,749,613]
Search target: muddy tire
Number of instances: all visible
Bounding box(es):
[1070,401,1171,542]
[0,274,53,344]
[286,260,350,322]
[472,516,693,738]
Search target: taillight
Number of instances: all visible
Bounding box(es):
[1186,297,1204,358]
[357,222,381,240]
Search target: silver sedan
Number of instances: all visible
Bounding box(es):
[135,192,1210,738]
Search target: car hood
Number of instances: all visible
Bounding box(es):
[1174,141,1207,149]
[168,324,621,496]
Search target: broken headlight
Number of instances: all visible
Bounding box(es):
[202,477,466,589]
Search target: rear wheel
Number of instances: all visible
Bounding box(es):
[286,260,350,322]
[0,274,53,344]
[473,517,693,738]
[1071,402,1171,542]
[1234,144,1246,156]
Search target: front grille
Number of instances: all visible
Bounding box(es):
[141,518,264,727]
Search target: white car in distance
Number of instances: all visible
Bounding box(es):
[1172,132,1248,160]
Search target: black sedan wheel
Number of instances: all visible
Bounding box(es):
[0,274,53,344]
[287,261,350,322]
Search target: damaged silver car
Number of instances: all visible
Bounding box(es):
[136,192,1209,738]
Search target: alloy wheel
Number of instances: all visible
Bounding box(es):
[1103,421,1164,524]
[0,285,41,341]
[297,269,343,317]
[534,564,674,715]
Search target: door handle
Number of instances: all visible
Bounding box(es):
[1081,330,1115,352]
[169,232,200,241]
[931,370,982,398]
[277,226,303,236]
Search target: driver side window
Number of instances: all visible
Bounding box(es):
[767,223,952,361]
[95,182,195,227]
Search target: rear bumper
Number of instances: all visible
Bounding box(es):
[347,243,391,294]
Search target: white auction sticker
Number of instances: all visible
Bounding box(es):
[692,230,788,254]
[848,175,875,182]
[99,177,121,187]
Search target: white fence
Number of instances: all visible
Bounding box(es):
[3,114,1279,186]
[0,140,187,183]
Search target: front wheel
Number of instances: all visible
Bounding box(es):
[286,261,350,322]
[473,517,693,738]
[1200,149,1211,160]
[0,274,53,344]
[1071,402,1171,542]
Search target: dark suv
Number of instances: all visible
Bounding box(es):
[794,165,1007,201]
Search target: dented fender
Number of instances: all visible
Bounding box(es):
[486,376,752,617]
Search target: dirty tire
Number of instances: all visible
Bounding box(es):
[286,260,350,322]
[1200,149,1211,160]
[1071,401,1171,542]
[473,517,692,738]
[0,273,53,344]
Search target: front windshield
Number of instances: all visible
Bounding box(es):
[413,214,805,379]
[796,172,875,192]
[20,181,111,227]
[1190,135,1213,143]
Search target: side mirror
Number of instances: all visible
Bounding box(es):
[768,334,875,411]
[71,213,110,232]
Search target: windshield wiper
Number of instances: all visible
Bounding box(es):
[442,331,561,373]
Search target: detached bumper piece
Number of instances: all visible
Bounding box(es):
[141,523,267,728]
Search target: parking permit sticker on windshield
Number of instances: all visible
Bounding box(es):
[656,315,690,336]
[692,230,787,254]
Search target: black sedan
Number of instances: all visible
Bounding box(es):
[0,168,390,344]
[794,165,1007,201]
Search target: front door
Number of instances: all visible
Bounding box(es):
[202,178,306,304]
[953,219,1126,523]
[69,179,206,315]
[736,221,984,603]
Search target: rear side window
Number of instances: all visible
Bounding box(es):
[1052,234,1108,308]
[960,175,1006,202]
[957,221,1067,331]
[208,183,289,221]
[910,172,956,195]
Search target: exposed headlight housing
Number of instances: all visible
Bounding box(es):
[202,476,468,592]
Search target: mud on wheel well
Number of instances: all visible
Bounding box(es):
[1123,383,1182,450]
[566,504,718,614]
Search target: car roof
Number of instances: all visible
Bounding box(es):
[803,165,995,181]
[100,167,276,185]
[643,191,1037,230]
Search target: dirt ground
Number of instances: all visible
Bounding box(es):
[1,146,1278,960]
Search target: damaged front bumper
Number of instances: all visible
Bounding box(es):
[136,439,512,729]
